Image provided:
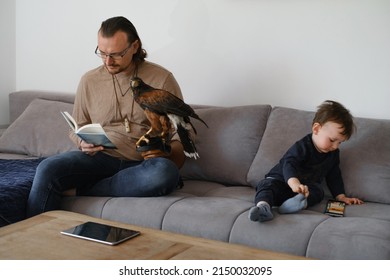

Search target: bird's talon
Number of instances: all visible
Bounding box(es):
[136,135,150,146]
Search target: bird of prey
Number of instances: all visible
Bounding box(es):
[130,77,208,159]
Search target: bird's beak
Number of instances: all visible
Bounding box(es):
[130,80,138,88]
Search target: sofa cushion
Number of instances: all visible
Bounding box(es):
[340,116,390,204]
[306,217,390,259]
[0,99,76,157]
[247,107,314,187]
[180,105,271,186]
[162,196,252,242]
[9,91,75,123]
[230,210,328,256]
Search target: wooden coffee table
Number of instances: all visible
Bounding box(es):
[0,210,306,260]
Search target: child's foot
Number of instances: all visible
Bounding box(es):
[278,193,307,214]
[248,202,274,222]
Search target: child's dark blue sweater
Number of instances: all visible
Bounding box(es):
[266,133,345,198]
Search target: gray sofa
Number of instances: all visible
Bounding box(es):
[0,90,389,259]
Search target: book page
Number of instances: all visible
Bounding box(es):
[61,111,77,131]
[76,123,105,134]
[76,132,116,148]
[60,111,116,148]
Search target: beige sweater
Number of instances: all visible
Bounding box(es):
[71,61,183,161]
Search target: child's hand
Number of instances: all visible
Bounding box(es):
[288,178,309,198]
[336,194,364,205]
[296,184,309,198]
[291,184,309,198]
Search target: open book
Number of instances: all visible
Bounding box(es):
[61,111,116,149]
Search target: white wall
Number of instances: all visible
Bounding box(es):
[0,0,16,125]
[1,0,389,125]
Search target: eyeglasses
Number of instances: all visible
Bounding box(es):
[94,45,131,60]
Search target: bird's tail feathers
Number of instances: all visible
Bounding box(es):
[195,116,208,128]
[184,116,197,134]
[177,124,199,159]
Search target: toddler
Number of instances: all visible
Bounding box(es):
[249,100,363,222]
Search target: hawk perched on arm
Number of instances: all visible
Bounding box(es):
[130,77,208,159]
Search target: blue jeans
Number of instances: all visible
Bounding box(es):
[26,151,180,217]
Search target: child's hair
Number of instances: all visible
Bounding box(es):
[313,100,355,139]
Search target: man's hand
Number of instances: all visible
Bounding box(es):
[137,137,186,168]
[136,136,171,159]
[141,149,170,159]
[79,140,103,156]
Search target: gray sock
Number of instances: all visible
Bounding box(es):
[248,202,274,222]
[278,193,307,214]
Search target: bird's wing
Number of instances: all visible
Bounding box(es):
[138,89,195,117]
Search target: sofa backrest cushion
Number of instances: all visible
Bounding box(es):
[248,106,390,204]
[247,107,313,187]
[180,105,272,186]
[340,116,390,204]
[9,90,75,123]
[0,98,76,157]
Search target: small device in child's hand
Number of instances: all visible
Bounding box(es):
[324,200,346,217]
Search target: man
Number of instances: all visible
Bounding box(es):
[27,16,185,217]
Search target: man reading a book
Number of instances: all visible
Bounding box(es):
[27,16,186,216]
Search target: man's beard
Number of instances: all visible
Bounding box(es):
[105,61,133,75]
